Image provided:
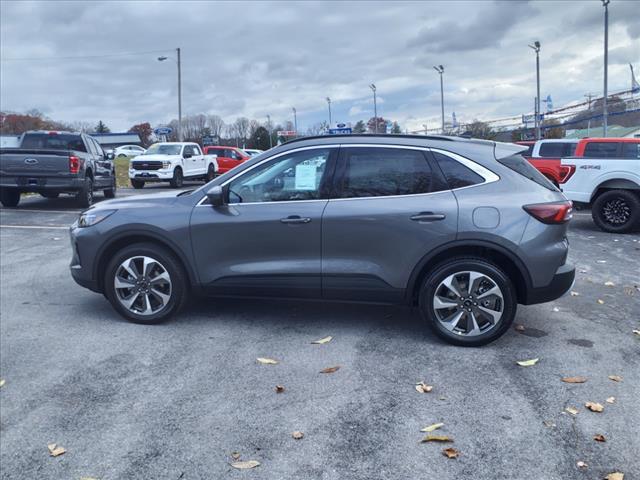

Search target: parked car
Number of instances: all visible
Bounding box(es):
[244,148,264,157]
[70,134,575,347]
[561,142,640,233]
[128,142,218,189]
[518,139,579,186]
[515,140,535,158]
[203,146,250,174]
[114,145,146,158]
[0,130,116,207]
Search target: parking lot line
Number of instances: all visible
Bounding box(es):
[0,224,68,230]
[0,209,80,214]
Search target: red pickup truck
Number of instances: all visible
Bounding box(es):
[203,146,250,174]
[519,138,640,186]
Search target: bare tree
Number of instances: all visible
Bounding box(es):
[233,117,251,148]
[207,115,225,138]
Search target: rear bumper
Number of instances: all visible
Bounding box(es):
[0,175,85,192]
[523,262,575,305]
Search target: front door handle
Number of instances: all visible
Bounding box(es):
[410,212,446,222]
[280,215,312,224]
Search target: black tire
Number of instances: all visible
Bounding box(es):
[131,179,145,189]
[170,167,183,188]
[418,256,517,347]
[76,177,93,208]
[0,189,20,207]
[591,189,640,233]
[205,163,216,182]
[104,242,188,324]
[40,192,60,199]
[104,176,117,198]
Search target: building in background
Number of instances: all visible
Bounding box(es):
[90,132,142,150]
[564,125,640,139]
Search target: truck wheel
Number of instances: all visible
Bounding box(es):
[76,177,94,208]
[131,179,145,189]
[40,192,60,199]
[0,189,20,208]
[205,163,216,182]
[170,167,183,188]
[418,257,517,347]
[104,242,188,324]
[592,189,640,233]
[104,177,117,198]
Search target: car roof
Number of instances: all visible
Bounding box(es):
[576,137,640,143]
[536,138,579,143]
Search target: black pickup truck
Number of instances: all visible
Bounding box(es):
[0,131,117,208]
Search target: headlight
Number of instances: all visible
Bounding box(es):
[162,161,171,168]
[77,209,116,228]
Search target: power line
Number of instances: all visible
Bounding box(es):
[0,49,171,62]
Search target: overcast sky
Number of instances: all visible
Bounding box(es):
[1,0,638,133]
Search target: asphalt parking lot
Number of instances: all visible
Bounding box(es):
[1,189,639,480]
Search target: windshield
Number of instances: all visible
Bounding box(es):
[144,144,182,155]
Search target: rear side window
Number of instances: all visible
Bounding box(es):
[339,147,434,198]
[538,142,576,158]
[497,154,558,191]
[622,143,639,159]
[433,152,484,189]
[21,133,87,152]
[583,142,619,158]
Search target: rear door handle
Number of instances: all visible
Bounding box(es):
[410,212,446,222]
[280,215,312,224]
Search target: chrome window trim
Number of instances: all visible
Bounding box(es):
[428,148,500,185]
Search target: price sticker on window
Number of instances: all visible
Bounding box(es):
[295,164,317,190]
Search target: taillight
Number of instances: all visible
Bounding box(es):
[558,165,575,184]
[523,201,573,224]
[69,155,80,174]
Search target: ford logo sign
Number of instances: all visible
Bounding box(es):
[24,158,38,165]
[336,123,346,128]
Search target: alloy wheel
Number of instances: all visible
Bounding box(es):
[602,197,631,225]
[114,256,172,316]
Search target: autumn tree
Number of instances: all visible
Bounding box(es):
[367,117,387,134]
[128,122,153,146]
[463,120,496,140]
[542,119,565,139]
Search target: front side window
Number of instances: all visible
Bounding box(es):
[433,152,484,189]
[584,142,619,158]
[228,148,331,203]
[193,146,202,156]
[339,147,433,198]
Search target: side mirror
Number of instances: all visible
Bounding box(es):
[106,152,115,160]
[206,185,225,207]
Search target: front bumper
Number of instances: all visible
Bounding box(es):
[69,223,101,293]
[523,262,575,305]
[129,168,174,181]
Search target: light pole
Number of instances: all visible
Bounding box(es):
[433,65,445,134]
[326,97,332,126]
[369,84,378,133]
[602,0,610,137]
[528,41,541,140]
[292,107,298,137]
[266,115,273,149]
[158,47,182,141]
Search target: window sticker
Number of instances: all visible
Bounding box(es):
[295,164,317,190]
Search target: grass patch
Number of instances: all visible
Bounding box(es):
[114,156,133,188]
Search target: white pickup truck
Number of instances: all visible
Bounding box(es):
[561,153,640,233]
[128,142,218,189]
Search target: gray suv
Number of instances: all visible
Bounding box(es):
[69,135,575,346]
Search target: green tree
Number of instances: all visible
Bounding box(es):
[541,119,564,139]
[390,121,402,134]
[463,120,495,140]
[352,120,366,133]
[248,126,271,150]
[95,120,110,133]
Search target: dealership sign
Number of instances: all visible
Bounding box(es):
[277,130,297,137]
[328,122,352,135]
[153,126,173,136]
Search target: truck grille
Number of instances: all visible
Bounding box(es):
[132,161,162,170]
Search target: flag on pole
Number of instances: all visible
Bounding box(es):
[631,64,640,93]
[545,95,553,112]
[452,112,458,128]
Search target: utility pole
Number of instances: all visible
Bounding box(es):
[326,97,332,126]
[433,65,445,133]
[266,115,272,149]
[528,41,541,140]
[292,107,297,137]
[157,47,183,141]
[602,0,610,137]
[369,84,378,133]
[584,92,595,136]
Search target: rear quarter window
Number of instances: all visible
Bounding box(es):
[433,152,484,189]
[497,154,558,191]
[538,142,577,158]
[583,142,619,158]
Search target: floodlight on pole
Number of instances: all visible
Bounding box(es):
[326,97,332,126]
[158,48,182,141]
[602,0,610,137]
[528,41,541,140]
[369,84,378,133]
[433,65,445,134]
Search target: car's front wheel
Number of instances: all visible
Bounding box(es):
[419,257,517,347]
[592,189,640,233]
[0,189,20,207]
[170,167,183,188]
[206,163,216,182]
[131,179,145,189]
[104,243,188,324]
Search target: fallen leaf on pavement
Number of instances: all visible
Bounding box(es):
[292,431,304,440]
[514,324,525,332]
[80,477,99,480]
[606,396,615,404]
[605,472,624,480]
[565,407,579,415]
[275,385,285,393]
[596,260,607,264]
[47,443,66,457]
[633,329,640,336]
[562,376,587,383]
[442,447,459,458]
[608,375,623,382]
[570,291,580,296]
[320,366,340,374]
[311,336,333,344]
[257,357,278,365]
[231,452,241,460]
[543,420,556,428]
[597,299,605,305]
[585,401,604,412]
[421,423,444,432]
[516,358,539,367]
[593,434,606,442]
[552,307,560,312]
[415,381,433,393]
[421,435,453,443]
[623,286,635,296]
[604,281,615,286]
[231,460,260,469]
[576,461,588,469]
[0,379,5,388]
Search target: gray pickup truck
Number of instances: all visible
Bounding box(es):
[0,130,117,208]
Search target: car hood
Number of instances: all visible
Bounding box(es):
[131,154,180,162]
[88,189,187,211]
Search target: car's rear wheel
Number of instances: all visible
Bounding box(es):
[206,163,216,182]
[170,167,183,188]
[592,189,640,233]
[0,189,20,207]
[419,257,517,346]
[131,179,145,189]
[76,177,93,208]
[104,176,117,198]
[40,192,60,199]
[104,242,188,324]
